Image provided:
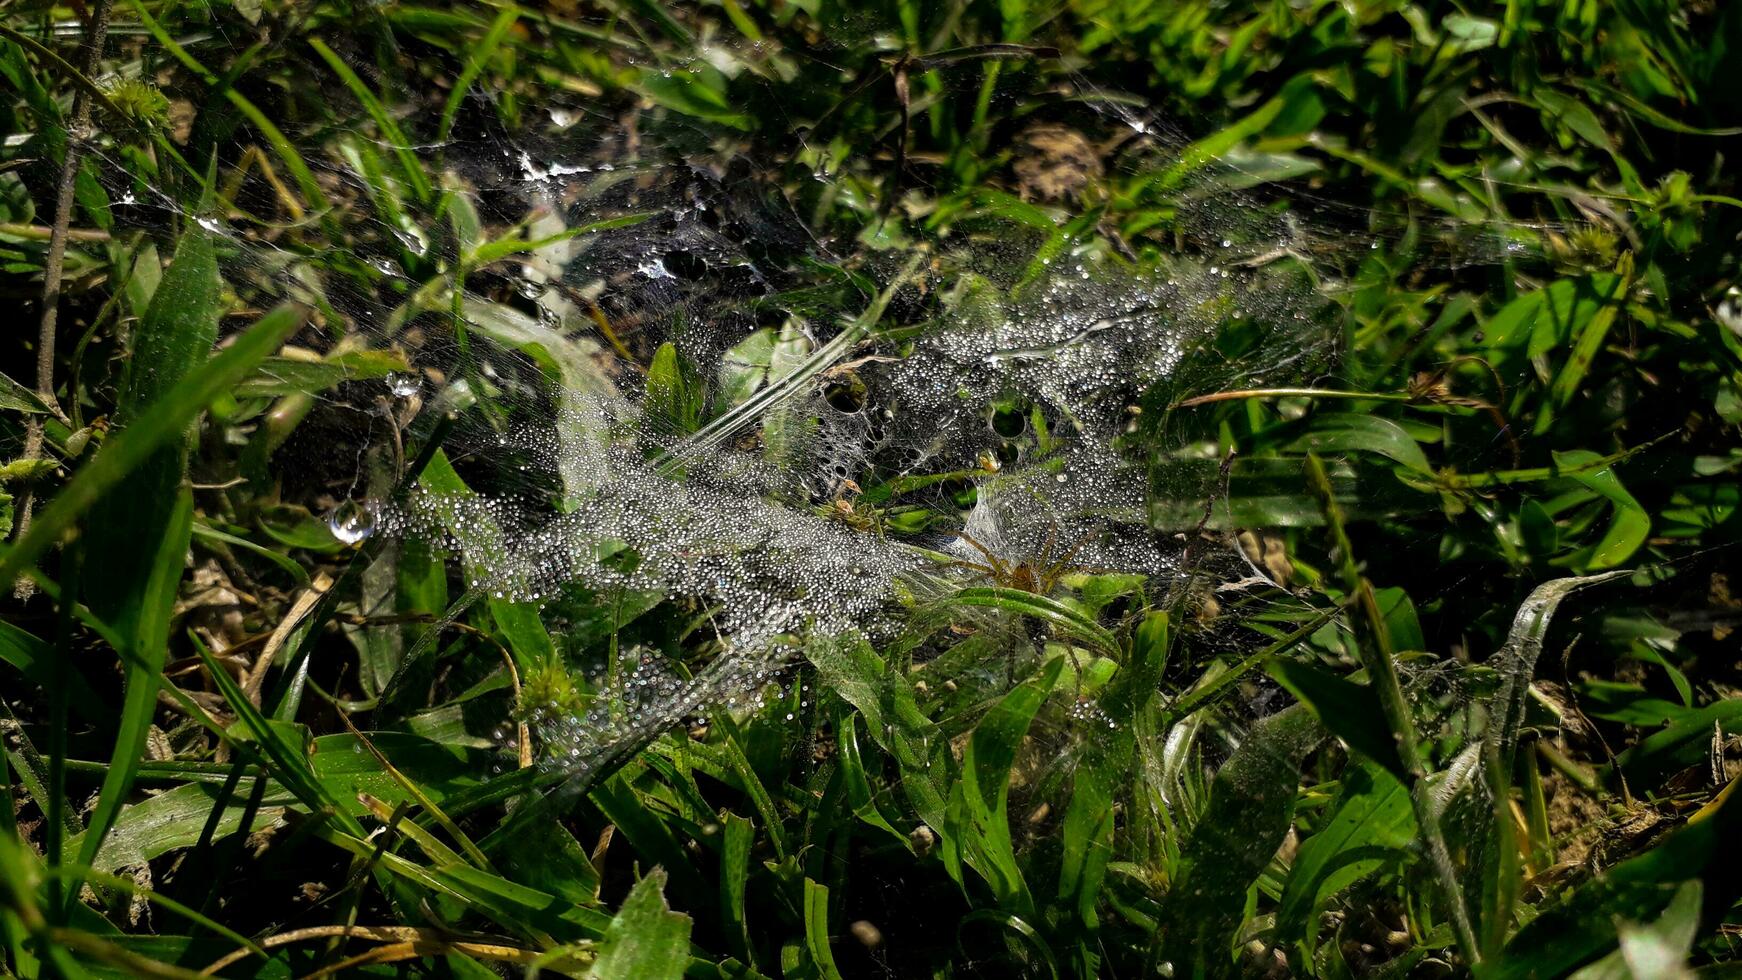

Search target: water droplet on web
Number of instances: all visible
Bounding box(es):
[393,227,429,256]
[328,499,380,544]
[385,372,420,397]
[514,276,548,299]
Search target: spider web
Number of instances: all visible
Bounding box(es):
[29,9,1592,937]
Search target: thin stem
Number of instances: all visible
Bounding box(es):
[1304,453,1482,965]
[13,0,117,600]
[0,222,111,242]
[1172,387,1413,409]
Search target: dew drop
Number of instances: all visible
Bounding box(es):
[328,499,380,544]
[385,372,420,398]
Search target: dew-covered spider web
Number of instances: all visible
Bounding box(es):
[56,11,1593,915]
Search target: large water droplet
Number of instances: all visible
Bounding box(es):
[328,499,380,544]
[385,372,420,398]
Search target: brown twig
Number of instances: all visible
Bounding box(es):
[242,571,334,706]
[13,0,118,600]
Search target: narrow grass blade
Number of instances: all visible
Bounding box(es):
[70,490,192,875]
[1155,706,1320,977]
[940,587,1120,659]
[802,879,846,980]
[307,37,433,202]
[438,9,518,144]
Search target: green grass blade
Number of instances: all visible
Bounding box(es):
[942,656,1062,916]
[306,37,433,202]
[129,0,331,219]
[801,879,846,980]
[0,621,105,722]
[940,587,1120,658]
[69,490,193,877]
[588,869,692,980]
[718,812,756,969]
[1304,452,1481,963]
[438,9,519,144]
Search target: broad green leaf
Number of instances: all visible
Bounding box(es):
[715,327,777,410]
[1547,450,1649,570]
[70,781,294,873]
[586,769,707,897]
[1547,261,1630,414]
[1527,274,1625,362]
[489,597,558,675]
[587,868,692,980]
[1153,76,1315,192]
[633,66,751,130]
[84,226,221,624]
[645,341,703,436]
[806,637,946,830]
[1100,611,1169,723]
[835,712,905,843]
[309,731,492,810]
[234,349,409,399]
[492,815,602,908]
[0,370,51,413]
[1286,413,1434,475]
[1569,880,1702,980]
